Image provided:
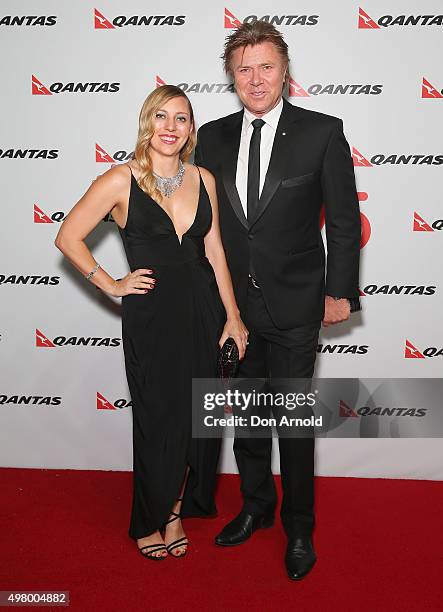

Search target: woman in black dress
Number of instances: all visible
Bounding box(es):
[55,85,248,559]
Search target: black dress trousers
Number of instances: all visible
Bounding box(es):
[234,279,320,537]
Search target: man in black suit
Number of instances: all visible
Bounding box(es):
[195,21,361,580]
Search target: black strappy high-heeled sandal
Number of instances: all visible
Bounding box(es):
[164,497,188,558]
[138,542,167,560]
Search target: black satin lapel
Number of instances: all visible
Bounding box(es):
[221,115,248,230]
[249,109,293,229]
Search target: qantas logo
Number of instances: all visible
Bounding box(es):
[97,391,132,410]
[95,144,133,163]
[352,147,372,167]
[405,339,425,359]
[93,8,185,28]
[34,204,56,223]
[96,143,116,163]
[361,284,436,296]
[352,147,443,166]
[358,407,426,416]
[0,275,59,286]
[0,395,62,406]
[405,339,443,358]
[224,7,319,28]
[36,329,55,348]
[31,75,51,95]
[339,400,358,417]
[413,212,443,231]
[94,9,113,28]
[358,7,443,28]
[422,78,443,99]
[289,77,382,96]
[32,74,119,95]
[340,399,427,418]
[0,148,58,159]
[34,203,114,224]
[36,329,121,348]
[288,78,310,97]
[358,8,379,28]
[224,8,242,28]
[317,344,369,355]
[156,75,234,94]
[0,15,57,26]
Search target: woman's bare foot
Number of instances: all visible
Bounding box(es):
[137,530,167,559]
[164,500,188,557]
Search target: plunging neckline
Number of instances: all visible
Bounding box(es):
[130,172,202,246]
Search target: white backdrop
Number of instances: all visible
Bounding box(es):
[1,1,442,479]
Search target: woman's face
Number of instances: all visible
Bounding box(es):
[149,96,193,158]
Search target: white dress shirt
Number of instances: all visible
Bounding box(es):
[235,97,283,217]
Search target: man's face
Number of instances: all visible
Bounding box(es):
[231,41,287,116]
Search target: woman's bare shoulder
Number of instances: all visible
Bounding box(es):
[94,163,132,191]
[193,164,215,187]
[126,160,141,179]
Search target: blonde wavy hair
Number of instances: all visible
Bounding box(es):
[134,85,196,201]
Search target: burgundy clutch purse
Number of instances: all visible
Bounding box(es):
[217,337,240,380]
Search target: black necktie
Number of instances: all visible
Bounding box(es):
[247,118,265,225]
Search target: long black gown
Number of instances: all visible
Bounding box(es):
[118,165,224,540]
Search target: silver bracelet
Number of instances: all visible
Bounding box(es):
[85,262,101,281]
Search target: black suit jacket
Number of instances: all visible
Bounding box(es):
[195,98,361,330]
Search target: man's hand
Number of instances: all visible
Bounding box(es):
[322,296,351,327]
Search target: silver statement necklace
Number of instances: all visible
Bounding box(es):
[153,160,185,198]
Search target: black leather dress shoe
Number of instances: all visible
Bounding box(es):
[215,509,275,546]
[285,535,317,580]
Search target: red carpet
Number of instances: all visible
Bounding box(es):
[1,469,441,611]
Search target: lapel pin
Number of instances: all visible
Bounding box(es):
[282,132,286,136]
